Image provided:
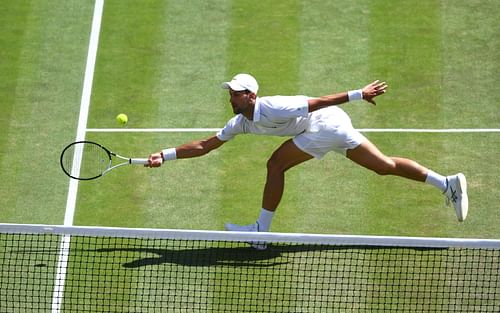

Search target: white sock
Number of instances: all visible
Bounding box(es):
[257,208,274,232]
[425,170,447,192]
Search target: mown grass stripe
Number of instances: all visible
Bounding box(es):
[0,1,93,224]
[220,1,303,308]
[292,0,372,234]
[226,0,301,96]
[155,0,231,128]
[89,0,169,129]
[440,0,500,128]
[221,0,302,223]
[0,0,31,167]
[367,1,443,129]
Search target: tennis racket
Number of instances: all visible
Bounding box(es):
[60,141,149,180]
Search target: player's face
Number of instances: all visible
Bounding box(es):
[229,89,252,115]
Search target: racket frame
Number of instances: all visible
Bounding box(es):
[60,140,148,180]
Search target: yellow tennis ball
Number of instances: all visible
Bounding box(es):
[116,113,128,126]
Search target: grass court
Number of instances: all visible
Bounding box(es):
[0,0,499,311]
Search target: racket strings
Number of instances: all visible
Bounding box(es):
[61,145,76,175]
[61,142,109,180]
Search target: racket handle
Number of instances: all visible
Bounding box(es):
[130,158,149,165]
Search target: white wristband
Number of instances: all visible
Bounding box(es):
[348,89,363,101]
[161,148,177,161]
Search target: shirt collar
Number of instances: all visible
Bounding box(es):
[253,97,261,122]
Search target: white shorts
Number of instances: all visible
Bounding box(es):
[292,107,366,159]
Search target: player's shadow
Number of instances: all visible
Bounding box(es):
[95,244,442,268]
[96,245,315,268]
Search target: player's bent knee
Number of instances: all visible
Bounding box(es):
[266,155,288,175]
[266,158,283,174]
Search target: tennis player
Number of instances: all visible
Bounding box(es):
[147,74,468,241]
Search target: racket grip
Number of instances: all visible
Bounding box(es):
[130,158,149,165]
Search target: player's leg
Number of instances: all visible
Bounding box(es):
[345,139,428,182]
[346,138,468,221]
[225,139,313,238]
[262,139,314,211]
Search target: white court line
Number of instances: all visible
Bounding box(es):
[87,127,500,133]
[358,128,500,133]
[52,1,104,312]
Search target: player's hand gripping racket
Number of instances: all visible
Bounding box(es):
[60,141,149,180]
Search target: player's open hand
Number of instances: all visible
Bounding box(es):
[362,80,388,105]
[146,152,163,168]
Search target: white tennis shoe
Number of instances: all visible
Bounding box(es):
[444,173,468,222]
[224,222,267,250]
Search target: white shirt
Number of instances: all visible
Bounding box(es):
[216,95,310,141]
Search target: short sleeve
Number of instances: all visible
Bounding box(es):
[216,115,245,141]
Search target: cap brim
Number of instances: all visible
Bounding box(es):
[221,82,246,91]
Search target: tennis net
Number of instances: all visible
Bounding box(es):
[0,223,499,312]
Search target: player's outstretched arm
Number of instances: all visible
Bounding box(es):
[146,135,225,168]
[307,80,388,112]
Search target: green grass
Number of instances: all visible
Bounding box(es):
[0,0,499,234]
[0,0,499,311]
[0,0,93,224]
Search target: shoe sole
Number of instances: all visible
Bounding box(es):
[251,243,267,250]
[224,223,267,250]
[456,173,468,222]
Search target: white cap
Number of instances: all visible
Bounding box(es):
[221,73,259,94]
